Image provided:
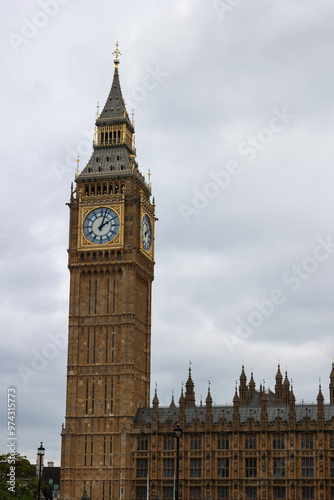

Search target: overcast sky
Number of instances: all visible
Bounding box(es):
[1,0,334,465]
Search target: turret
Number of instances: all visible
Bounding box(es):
[205,383,213,426]
[329,362,334,404]
[283,369,290,404]
[239,365,247,404]
[185,364,196,407]
[275,363,283,404]
[317,381,324,425]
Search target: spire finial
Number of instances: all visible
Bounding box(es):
[113,41,121,66]
[76,155,80,177]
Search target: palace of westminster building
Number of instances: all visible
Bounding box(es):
[60,46,334,500]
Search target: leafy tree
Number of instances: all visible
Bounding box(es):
[0,453,38,500]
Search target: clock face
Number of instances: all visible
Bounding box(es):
[141,214,152,252]
[83,207,119,244]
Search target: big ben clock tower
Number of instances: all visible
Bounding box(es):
[60,44,155,500]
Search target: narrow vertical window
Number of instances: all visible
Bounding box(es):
[84,437,87,466]
[113,279,116,313]
[93,333,96,363]
[106,332,109,363]
[94,280,97,314]
[90,438,93,466]
[102,483,105,500]
[90,485,92,499]
[112,331,115,363]
[87,333,90,364]
[107,279,110,313]
[109,482,111,500]
[92,381,95,415]
[109,436,113,466]
[104,378,108,414]
[103,436,106,466]
[111,381,114,413]
[85,380,89,414]
[88,280,91,315]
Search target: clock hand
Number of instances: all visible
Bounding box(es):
[100,220,111,229]
[98,210,108,231]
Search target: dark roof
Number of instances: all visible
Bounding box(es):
[78,146,134,178]
[96,65,133,129]
[42,465,60,485]
[133,403,334,427]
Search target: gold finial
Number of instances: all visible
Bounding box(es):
[147,169,151,187]
[113,41,121,66]
[96,101,100,118]
[131,109,135,126]
[75,155,80,176]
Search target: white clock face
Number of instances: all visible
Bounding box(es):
[141,214,152,252]
[83,207,119,244]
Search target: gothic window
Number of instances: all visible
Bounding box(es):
[117,154,120,161]
[137,436,148,451]
[163,487,173,499]
[88,166,92,173]
[245,458,257,478]
[273,487,285,499]
[96,156,99,163]
[115,183,119,193]
[110,165,113,172]
[106,155,110,162]
[97,184,101,193]
[190,438,202,450]
[330,435,334,448]
[273,435,285,450]
[190,458,201,478]
[245,487,257,499]
[80,253,85,262]
[136,487,146,500]
[103,185,107,194]
[163,458,174,478]
[85,186,89,196]
[217,487,229,499]
[190,488,201,499]
[273,458,285,478]
[98,165,102,173]
[331,458,334,477]
[91,186,95,195]
[120,164,124,170]
[245,435,257,449]
[104,377,108,412]
[136,459,148,478]
[218,435,229,450]
[302,458,314,478]
[84,437,87,466]
[301,435,313,449]
[164,437,175,450]
[217,458,229,478]
[302,487,314,499]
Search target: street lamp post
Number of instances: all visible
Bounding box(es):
[174,423,183,500]
[37,442,45,500]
